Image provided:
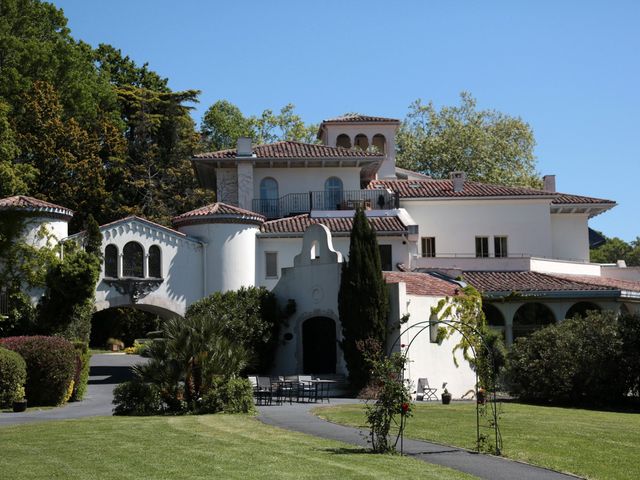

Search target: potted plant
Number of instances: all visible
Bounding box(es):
[12,386,27,413]
[441,382,452,405]
[106,338,125,352]
[476,387,486,404]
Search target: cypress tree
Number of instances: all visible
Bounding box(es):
[338,208,389,391]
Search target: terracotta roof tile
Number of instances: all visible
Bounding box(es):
[384,271,460,296]
[260,214,407,235]
[368,179,615,205]
[553,274,640,293]
[0,195,73,218]
[462,271,616,294]
[194,141,382,160]
[172,203,265,226]
[321,115,401,124]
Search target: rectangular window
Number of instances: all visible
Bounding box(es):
[421,237,436,258]
[378,245,393,271]
[475,237,489,258]
[265,252,278,278]
[494,236,508,258]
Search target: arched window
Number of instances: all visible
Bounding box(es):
[483,303,506,340]
[324,177,343,209]
[123,242,144,278]
[565,301,600,319]
[148,245,162,278]
[513,302,555,341]
[336,134,351,149]
[259,177,279,218]
[372,134,386,154]
[105,244,118,278]
[354,134,369,151]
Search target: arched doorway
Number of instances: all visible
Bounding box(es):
[512,302,555,341]
[565,301,600,319]
[302,317,336,374]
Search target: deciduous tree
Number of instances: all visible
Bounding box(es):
[397,92,541,188]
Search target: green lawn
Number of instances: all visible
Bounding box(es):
[314,402,640,480]
[0,414,476,480]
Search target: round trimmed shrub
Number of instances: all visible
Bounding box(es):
[0,347,27,407]
[113,380,163,416]
[0,336,77,406]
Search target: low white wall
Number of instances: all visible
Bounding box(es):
[529,257,601,276]
[601,266,640,282]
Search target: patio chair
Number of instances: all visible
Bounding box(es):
[415,378,438,401]
[255,376,273,405]
[297,375,317,403]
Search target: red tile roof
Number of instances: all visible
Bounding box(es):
[462,271,616,294]
[368,179,615,206]
[321,115,401,124]
[0,195,73,218]
[194,141,382,160]
[172,203,265,227]
[384,271,460,296]
[260,214,407,236]
[553,274,640,293]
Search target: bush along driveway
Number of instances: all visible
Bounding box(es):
[0,353,143,426]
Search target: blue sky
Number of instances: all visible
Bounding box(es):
[52,0,639,241]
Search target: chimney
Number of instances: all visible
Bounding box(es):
[450,171,466,193]
[543,175,556,192]
[236,137,253,157]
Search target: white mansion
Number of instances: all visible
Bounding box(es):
[3,114,639,396]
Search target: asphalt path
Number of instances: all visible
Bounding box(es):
[258,400,583,480]
[0,353,142,426]
[1,355,582,479]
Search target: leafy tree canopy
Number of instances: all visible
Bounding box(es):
[397,92,541,188]
[200,100,318,152]
[589,234,640,266]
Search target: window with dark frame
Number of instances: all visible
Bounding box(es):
[148,245,162,278]
[494,236,508,258]
[105,244,118,278]
[123,242,144,278]
[421,237,436,257]
[265,252,278,278]
[475,237,489,258]
[378,245,392,271]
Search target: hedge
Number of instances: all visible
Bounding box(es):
[0,336,77,406]
[0,347,27,407]
[71,341,90,401]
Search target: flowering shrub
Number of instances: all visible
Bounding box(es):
[0,336,76,406]
[357,338,412,453]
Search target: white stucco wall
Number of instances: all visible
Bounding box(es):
[403,199,553,259]
[321,123,398,179]
[389,284,476,399]
[95,219,204,317]
[253,167,362,199]
[22,217,68,249]
[179,222,259,294]
[256,235,411,290]
[550,213,590,262]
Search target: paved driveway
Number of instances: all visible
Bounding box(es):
[0,353,143,426]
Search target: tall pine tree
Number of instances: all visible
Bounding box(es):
[338,208,389,391]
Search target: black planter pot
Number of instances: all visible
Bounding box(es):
[441,393,452,405]
[12,400,27,413]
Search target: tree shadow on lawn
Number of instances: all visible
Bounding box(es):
[88,365,136,385]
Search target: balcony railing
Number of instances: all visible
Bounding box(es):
[252,190,397,219]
